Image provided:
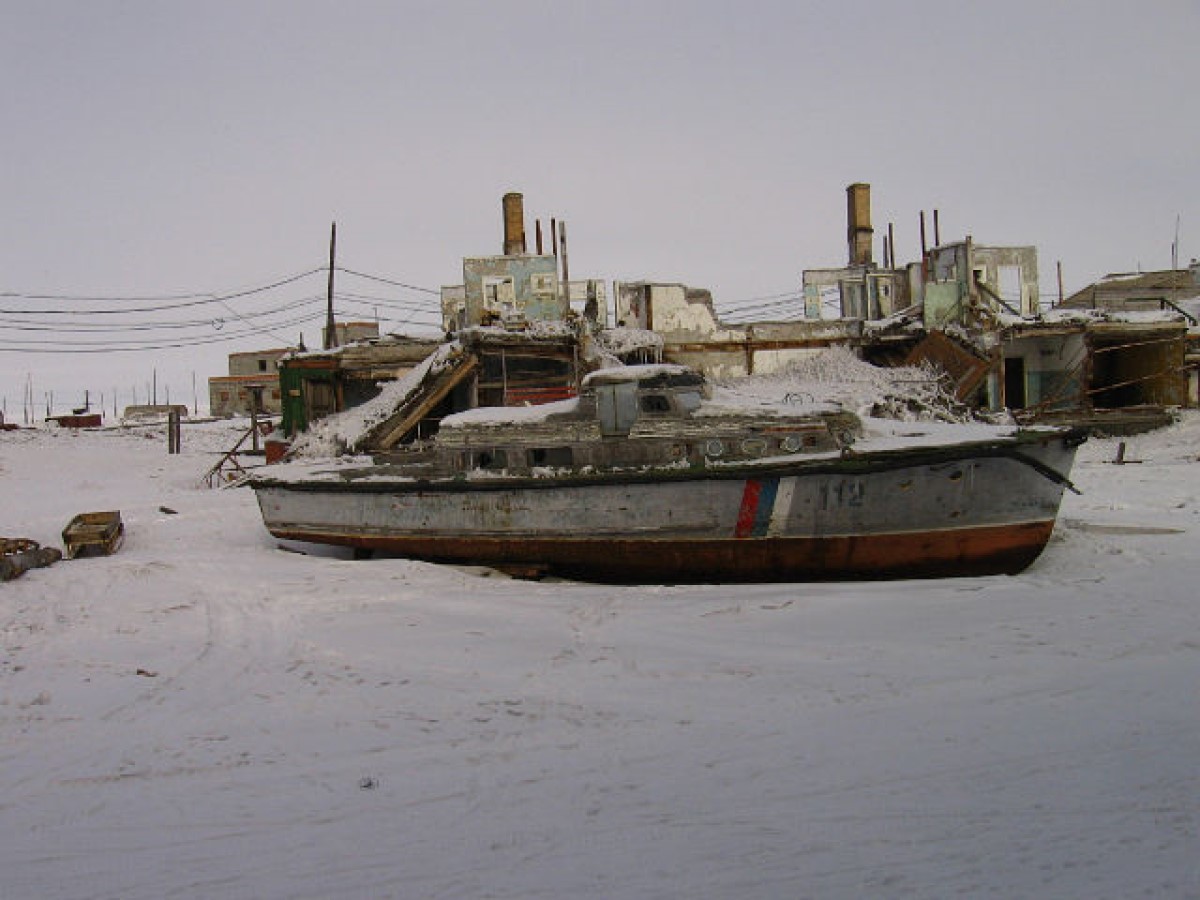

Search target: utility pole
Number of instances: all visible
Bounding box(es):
[325,221,338,350]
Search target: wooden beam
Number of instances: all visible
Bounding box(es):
[367,354,480,450]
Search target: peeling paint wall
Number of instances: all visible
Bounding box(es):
[923,282,965,329]
[998,331,1087,411]
[563,279,607,325]
[440,284,467,332]
[208,377,282,417]
[615,280,860,378]
[972,246,1040,316]
[923,241,1040,327]
[801,266,909,320]
[461,255,563,327]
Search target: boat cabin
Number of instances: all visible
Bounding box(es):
[380,365,857,478]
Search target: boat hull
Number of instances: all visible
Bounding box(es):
[253,435,1080,583]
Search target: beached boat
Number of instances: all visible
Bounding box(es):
[250,364,1084,583]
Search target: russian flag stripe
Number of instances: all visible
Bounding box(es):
[735,479,762,538]
[735,477,780,538]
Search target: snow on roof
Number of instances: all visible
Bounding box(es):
[593,327,665,356]
[1039,308,1102,326]
[1100,309,1189,325]
[458,321,577,344]
[441,397,580,428]
[712,346,971,423]
[290,341,462,457]
[1036,307,1186,327]
[582,364,692,387]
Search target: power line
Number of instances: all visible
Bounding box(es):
[336,267,441,295]
[0,312,327,353]
[334,289,441,308]
[0,295,321,332]
[0,263,447,355]
[0,268,327,315]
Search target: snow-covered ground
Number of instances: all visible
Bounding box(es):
[2,414,1198,899]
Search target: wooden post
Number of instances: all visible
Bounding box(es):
[168,409,181,454]
[249,387,263,453]
[1057,260,1064,307]
[559,220,570,295]
[919,211,928,281]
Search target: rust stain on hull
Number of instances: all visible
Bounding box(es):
[268,520,1056,584]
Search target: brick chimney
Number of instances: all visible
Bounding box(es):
[502,192,526,256]
[847,183,874,266]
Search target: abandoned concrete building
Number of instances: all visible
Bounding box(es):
[613,281,857,379]
[280,195,595,439]
[269,185,1194,444]
[440,193,606,332]
[1059,262,1200,407]
[208,348,290,417]
[789,183,1193,430]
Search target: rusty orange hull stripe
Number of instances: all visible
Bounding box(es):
[268,519,1058,583]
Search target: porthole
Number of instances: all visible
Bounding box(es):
[704,439,724,457]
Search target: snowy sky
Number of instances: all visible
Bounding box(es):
[2,1,1198,414]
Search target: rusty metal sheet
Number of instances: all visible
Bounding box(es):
[264,522,1056,583]
[904,330,993,401]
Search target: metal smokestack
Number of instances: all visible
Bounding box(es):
[502,192,526,255]
[846,183,874,266]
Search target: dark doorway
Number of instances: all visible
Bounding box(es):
[1004,357,1027,409]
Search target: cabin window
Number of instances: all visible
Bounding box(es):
[640,393,671,413]
[741,438,767,456]
[474,449,506,470]
[528,446,573,467]
[676,390,702,413]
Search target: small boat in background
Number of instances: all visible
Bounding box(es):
[250,365,1084,583]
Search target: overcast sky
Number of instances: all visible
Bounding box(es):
[2,0,1197,415]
